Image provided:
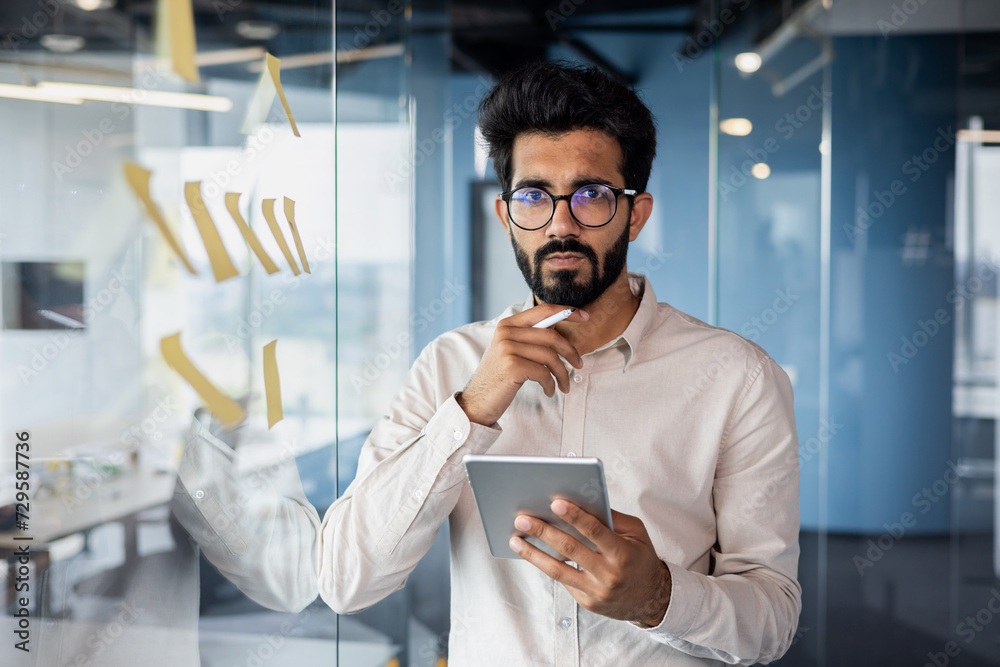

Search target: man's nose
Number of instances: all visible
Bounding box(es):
[547,197,580,238]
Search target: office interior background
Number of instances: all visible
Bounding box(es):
[0,0,998,665]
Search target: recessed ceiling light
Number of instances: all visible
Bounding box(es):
[719,118,753,136]
[71,0,115,9]
[40,34,86,53]
[735,52,762,73]
[236,20,281,41]
[751,163,771,179]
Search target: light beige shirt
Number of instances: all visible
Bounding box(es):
[316,273,801,666]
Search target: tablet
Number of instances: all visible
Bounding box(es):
[463,454,614,560]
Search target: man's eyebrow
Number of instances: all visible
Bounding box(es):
[511,176,616,192]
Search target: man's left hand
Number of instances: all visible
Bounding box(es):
[510,500,671,627]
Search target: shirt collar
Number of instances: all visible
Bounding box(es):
[517,272,657,373]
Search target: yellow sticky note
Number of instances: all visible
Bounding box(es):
[263,340,283,429]
[157,0,199,83]
[123,162,197,275]
[262,198,300,275]
[241,62,277,134]
[161,333,245,428]
[266,54,300,137]
[283,197,311,274]
[184,182,239,283]
[241,53,299,136]
[226,193,280,274]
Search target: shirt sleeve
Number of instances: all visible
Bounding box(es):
[170,417,321,613]
[317,339,501,614]
[644,355,802,665]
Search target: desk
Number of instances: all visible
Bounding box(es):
[0,467,177,550]
[1,467,177,609]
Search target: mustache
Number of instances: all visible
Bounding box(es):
[534,239,599,266]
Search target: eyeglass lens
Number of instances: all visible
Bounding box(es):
[508,184,619,229]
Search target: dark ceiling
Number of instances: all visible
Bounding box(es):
[0,0,739,83]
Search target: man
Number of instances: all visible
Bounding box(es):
[175,60,800,665]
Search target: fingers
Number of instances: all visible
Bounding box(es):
[509,528,592,590]
[506,303,589,330]
[512,512,603,574]
[495,339,572,394]
[499,324,584,370]
[552,500,620,558]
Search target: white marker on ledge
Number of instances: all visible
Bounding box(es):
[532,308,576,328]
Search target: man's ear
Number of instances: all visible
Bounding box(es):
[628,192,654,242]
[495,194,512,239]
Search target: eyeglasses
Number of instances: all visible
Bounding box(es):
[500,183,637,231]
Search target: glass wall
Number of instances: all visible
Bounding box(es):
[2,1,1000,666]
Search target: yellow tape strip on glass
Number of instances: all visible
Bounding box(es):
[184,182,240,282]
[226,192,280,274]
[283,197,311,274]
[123,162,197,275]
[157,0,199,83]
[161,332,245,427]
[262,198,300,275]
[263,339,283,429]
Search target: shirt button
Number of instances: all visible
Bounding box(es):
[193,489,205,499]
[414,489,424,499]
[559,616,572,629]
[453,430,463,441]
[567,452,577,457]
[573,374,582,384]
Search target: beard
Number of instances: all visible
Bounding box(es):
[511,222,630,310]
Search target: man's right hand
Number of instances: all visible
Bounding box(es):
[456,304,588,426]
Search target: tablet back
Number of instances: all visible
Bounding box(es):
[463,455,613,560]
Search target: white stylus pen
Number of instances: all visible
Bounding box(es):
[532,308,576,328]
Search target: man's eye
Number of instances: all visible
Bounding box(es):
[579,187,602,199]
[518,189,547,204]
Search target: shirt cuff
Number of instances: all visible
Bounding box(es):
[639,561,703,639]
[424,392,502,463]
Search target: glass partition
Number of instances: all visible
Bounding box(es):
[3,1,1000,666]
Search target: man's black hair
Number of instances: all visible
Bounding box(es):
[477,60,657,194]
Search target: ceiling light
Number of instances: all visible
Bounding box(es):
[734,52,761,73]
[40,34,86,53]
[71,0,115,9]
[236,20,281,41]
[37,82,233,112]
[0,83,83,105]
[751,163,771,179]
[719,118,753,137]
